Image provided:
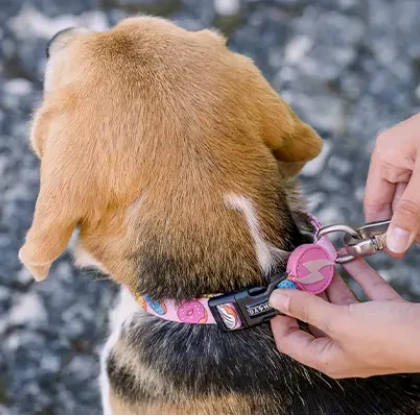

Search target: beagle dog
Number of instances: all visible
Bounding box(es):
[20,17,420,414]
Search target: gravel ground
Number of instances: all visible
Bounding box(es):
[1,0,420,414]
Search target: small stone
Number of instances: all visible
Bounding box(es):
[55,354,101,414]
[16,267,34,287]
[3,79,33,96]
[30,0,100,18]
[322,171,348,192]
[171,16,204,31]
[9,292,47,325]
[301,141,331,177]
[53,261,74,280]
[0,405,10,415]
[3,331,69,414]
[409,275,420,296]
[367,0,420,62]
[377,269,392,284]
[347,92,411,147]
[284,35,313,66]
[306,192,327,212]
[327,156,352,176]
[214,0,241,16]
[317,0,362,13]
[272,0,304,5]
[227,6,291,78]
[283,91,345,134]
[280,9,365,84]
[0,287,12,330]
[0,286,10,304]
[0,154,7,178]
[9,5,108,40]
[336,0,361,11]
[111,0,182,16]
[355,186,365,203]
[316,206,344,226]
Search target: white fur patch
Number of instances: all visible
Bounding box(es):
[73,246,104,271]
[100,288,140,414]
[224,194,287,274]
[99,338,114,415]
[127,195,143,223]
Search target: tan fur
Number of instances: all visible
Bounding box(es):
[20,16,321,285]
[109,389,281,415]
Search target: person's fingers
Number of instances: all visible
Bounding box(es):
[383,248,405,259]
[306,272,356,337]
[318,291,328,302]
[391,182,407,214]
[309,291,328,337]
[364,146,395,222]
[387,159,420,255]
[365,113,420,226]
[271,315,340,372]
[387,183,408,256]
[326,271,358,305]
[337,247,350,258]
[269,289,343,334]
[342,258,402,301]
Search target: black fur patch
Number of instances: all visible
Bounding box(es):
[108,314,420,414]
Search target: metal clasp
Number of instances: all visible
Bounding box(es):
[317,220,390,264]
[343,220,390,261]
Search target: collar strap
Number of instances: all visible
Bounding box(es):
[135,213,337,331]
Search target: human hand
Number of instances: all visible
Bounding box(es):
[269,259,420,379]
[364,113,420,256]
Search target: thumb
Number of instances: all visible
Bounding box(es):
[387,163,420,255]
[270,289,340,333]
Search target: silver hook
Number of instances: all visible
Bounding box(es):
[317,224,360,264]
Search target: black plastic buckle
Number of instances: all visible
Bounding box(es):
[208,274,287,331]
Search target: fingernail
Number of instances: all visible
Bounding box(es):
[269,291,290,313]
[387,226,410,254]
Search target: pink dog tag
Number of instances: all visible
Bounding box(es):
[287,243,336,294]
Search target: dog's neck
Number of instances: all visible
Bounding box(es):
[133,202,312,301]
[75,185,312,301]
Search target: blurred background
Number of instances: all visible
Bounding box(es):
[0,0,420,414]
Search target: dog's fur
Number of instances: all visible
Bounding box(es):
[20,17,420,414]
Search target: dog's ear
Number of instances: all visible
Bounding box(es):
[19,106,89,281]
[253,79,322,178]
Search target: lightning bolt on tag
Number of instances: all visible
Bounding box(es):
[297,259,335,284]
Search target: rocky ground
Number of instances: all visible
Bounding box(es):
[0,0,420,414]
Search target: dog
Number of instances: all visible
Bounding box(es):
[20,16,420,414]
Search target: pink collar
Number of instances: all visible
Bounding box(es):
[135,213,337,331]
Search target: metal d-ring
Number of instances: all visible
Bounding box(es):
[316,224,361,264]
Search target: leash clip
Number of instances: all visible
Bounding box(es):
[317,220,391,264]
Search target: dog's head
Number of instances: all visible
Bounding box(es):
[20,17,322,297]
